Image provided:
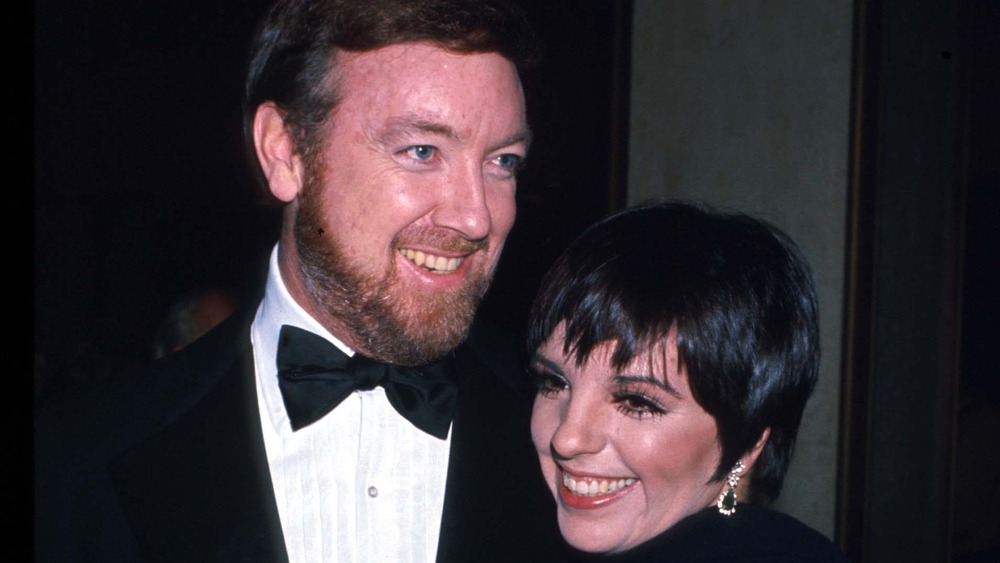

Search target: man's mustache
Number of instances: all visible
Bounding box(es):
[393,227,488,254]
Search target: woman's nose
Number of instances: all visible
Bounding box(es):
[549,397,605,460]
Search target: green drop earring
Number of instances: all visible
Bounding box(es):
[717,461,746,516]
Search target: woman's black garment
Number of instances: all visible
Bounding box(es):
[567,505,849,563]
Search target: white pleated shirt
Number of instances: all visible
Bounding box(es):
[251,245,452,562]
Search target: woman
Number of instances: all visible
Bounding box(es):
[528,201,847,561]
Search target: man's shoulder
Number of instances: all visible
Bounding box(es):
[33,304,283,563]
[436,320,566,563]
[35,305,254,464]
[458,317,530,394]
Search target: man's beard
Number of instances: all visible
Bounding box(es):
[293,169,494,366]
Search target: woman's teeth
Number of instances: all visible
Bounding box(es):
[563,474,637,496]
[400,249,463,273]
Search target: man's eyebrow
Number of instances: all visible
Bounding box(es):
[492,127,533,153]
[375,115,533,152]
[378,116,460,142]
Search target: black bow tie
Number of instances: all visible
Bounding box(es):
[275,325,458,439]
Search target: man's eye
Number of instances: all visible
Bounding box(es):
[494,154,521,169]
[404,145,436,161]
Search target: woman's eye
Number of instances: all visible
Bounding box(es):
[528,367,568,397]
[403,145,436,161]
[613,393,666,419]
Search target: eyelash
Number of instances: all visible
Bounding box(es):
[400,145,436,162]
[397,146,524,177]
[528,367,568,397]
[492,154,523,171]
[612,390,667,419]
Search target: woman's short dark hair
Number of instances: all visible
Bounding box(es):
[243,0,540,189]
[527,200,820,504]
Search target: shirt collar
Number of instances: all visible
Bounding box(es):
[252,243,354,432]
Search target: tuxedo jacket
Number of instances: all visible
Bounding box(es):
[35,306,565,562]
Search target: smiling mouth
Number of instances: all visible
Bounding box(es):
[558,468,639,510]
[399,248,465,274]
[563,473,637,497]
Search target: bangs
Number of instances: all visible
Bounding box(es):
[527,207,692,372]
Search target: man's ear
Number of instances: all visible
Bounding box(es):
[253,102,304,203]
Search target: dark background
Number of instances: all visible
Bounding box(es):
[31,1,1000,559]
[33,1,630,397]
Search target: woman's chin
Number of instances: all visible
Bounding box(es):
[557,512,637,555]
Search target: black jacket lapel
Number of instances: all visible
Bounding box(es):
[109,313,288,563]
[436,324,565,563]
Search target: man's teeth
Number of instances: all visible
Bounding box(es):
[563,474,637,497]
[400,249,463,273]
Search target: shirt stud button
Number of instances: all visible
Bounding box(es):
[368,486,378,498]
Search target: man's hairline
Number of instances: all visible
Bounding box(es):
[270,41,531,162]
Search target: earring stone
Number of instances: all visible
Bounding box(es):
[717,460,746,516]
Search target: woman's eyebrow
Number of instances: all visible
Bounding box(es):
[529,354,564,375]
[611,374,682,398]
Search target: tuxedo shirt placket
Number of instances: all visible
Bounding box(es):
[355,389,377,557]
[252,245,450,563]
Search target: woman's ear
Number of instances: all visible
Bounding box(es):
[743,427,771,472]
[725,428,771,511]
[253,102,303,203]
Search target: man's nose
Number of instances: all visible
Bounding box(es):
[431,161,492,241]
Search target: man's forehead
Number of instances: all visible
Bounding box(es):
[334,41,516,81]
[331,42,528,143]
[337,40,512,65]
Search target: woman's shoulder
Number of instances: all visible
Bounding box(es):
[589,506,849,563]
[707,505,849,562]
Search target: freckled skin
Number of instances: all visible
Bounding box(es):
[531,326,726,554]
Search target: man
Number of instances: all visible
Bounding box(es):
[35,1,562,561]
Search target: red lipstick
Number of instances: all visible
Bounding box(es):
[558,469,639,510]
